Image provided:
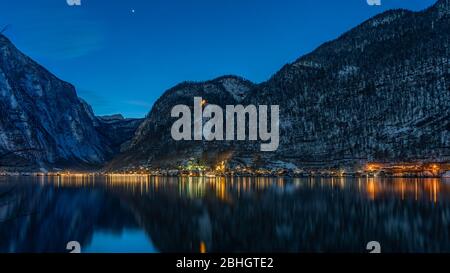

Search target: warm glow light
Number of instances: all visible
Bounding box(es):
[200,241,207,253]
[367,180,376,200]
[215,161,226,172]
[366,163,382,172]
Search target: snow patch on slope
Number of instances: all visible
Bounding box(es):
[220,77,252,102]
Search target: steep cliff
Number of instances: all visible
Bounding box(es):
[0,35,142,171]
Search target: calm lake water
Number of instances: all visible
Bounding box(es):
[1,175,450,253]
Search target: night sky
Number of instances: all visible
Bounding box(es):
[0,0,437,118]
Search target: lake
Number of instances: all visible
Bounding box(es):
[1,175,450,253]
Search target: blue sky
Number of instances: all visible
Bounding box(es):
[0,0,438,118]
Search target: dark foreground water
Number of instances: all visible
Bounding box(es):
[1,175,450,253]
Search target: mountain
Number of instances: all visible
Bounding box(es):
[95,115,144,154]
[109,0,450,171]
[239,0,450,168]
[0,34,141,171]
[107,76,255,170]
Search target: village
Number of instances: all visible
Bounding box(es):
[4,160,450,179]
[109,162,450,178]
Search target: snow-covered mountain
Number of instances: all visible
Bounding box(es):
[0,34,142,171]
[239,0,450,168]
[109,0,450,171]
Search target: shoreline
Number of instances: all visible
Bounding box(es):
[0,172,449,179]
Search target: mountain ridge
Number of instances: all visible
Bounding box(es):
[108,0,450,171]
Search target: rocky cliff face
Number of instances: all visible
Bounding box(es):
[110,0,450,171]
[0,35,141,171]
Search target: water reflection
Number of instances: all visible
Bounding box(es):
[84,229,156,253]
[1,176,450,252]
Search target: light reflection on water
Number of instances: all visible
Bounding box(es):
[35,175,446,203]
[1,176,450,253]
